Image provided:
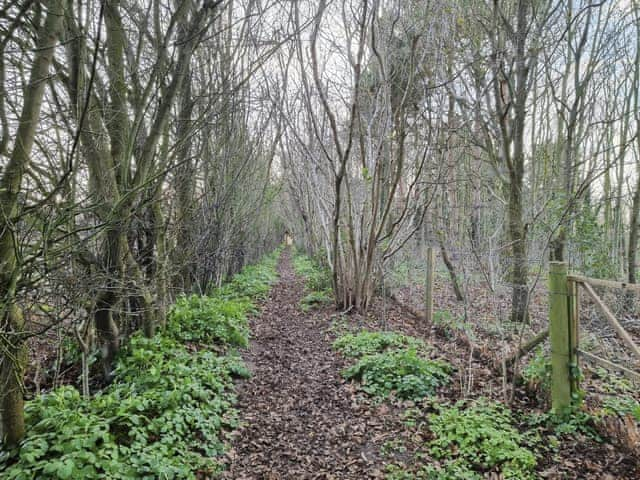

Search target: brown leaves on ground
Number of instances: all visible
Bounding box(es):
[222,252,640,479]
[222,251,407,479]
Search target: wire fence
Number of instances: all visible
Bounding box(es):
[381,237,640,386]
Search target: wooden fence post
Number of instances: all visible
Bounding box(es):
[567,278,579,397]
[425,246,435,325]
[549,261,572,411]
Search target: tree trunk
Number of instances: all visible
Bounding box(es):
[0,0,65,446]
[0,306,27,447]
[509,182,529,323]
[628,176,640,285]
[94,227,125,380]
[126,248,157,338]
[438,236,465,302]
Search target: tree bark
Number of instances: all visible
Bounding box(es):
[0,0,65,446]
[508,180,529,323]
[628,176,640,285]
[438,236,465,302]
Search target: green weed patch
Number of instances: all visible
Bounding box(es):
[299,290,333,312]
[333,331,426,358]
[292,253,332,292]
[341,349,451,400]
[167,295,250,347]
[292,252,333,311]
[0,251,279,479]
[215,252,279,301]
[425,399,537,479]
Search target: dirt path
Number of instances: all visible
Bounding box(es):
[222,251,394,479]
[221,251,640,479]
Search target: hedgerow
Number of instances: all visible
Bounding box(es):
[0,251,279,479]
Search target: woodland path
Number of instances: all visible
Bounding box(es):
[222,250,398,479]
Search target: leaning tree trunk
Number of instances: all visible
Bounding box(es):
[0,0,65,446]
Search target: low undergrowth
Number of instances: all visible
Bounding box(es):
[520,351,640,449]
[333,330,426,358]
[602,395,640,421]
[167,295,251,347]
[216,254,279,301]
[299,290,333,312]
[342,349,451,400]
[291,252,331,292]
[385,400,538,480]
[425,400,538,479]
[384,378,631,479]
[0,250,279,479]
[2,340,248,479]
[292,251,333,311]
[334,330,450,401]
[333,331,540,479]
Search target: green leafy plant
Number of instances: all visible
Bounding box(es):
[594,367,635,394]
[292,253,332,292]
[299,290,333,312]
[292,252,333,312]
[521,347,552,395]
[384,463,418,479]
[601,396,640,421]
[166,248,279,346]
[167,294,250,347]
[427,399,537,479]
[341,349,451,400]
[432,310,452,325]
[215,254,278,301]
[0,250,279,479]
[431,310,474,341]
[333,331,426,358]
[380,439,407,457]
[327,316,352,336]
[0,336,247,479]
[524,406,601,440]
[589,368,640,422]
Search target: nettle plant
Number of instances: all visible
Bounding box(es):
[333,331,427,358]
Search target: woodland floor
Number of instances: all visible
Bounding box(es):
[222,251,402,479]
[222,251,640,479]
